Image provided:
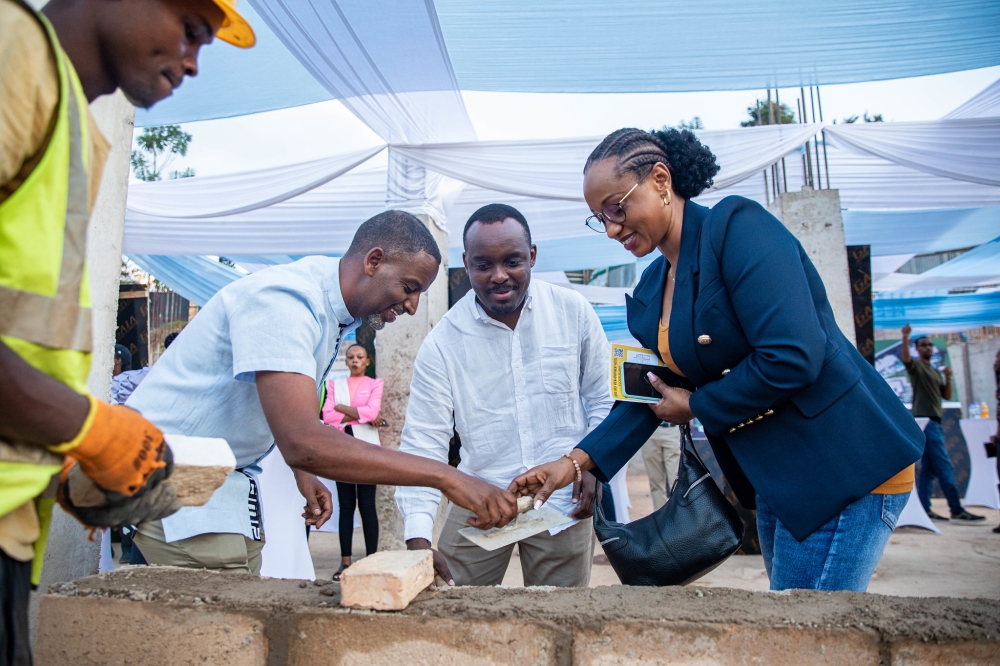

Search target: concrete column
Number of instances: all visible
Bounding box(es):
[32,92,135,636]
[953,336,1000,416]
[767,187,856,344]
[374,214,449,551]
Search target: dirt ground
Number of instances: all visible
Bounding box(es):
[310,452,1000,599]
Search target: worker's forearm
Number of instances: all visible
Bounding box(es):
[943,381,953,401]
[279,422,455,489]
[0,339,89,445]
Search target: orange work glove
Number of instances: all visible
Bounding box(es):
[50,395,169,497]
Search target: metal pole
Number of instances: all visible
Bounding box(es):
[810,87,821,188]
[816,86,831,189]
[961,333,974,414]
[776,89,788,192]
[798,98,808,187]
[763,170,770,206]
[800,89,814,188]
[766,89,773,125]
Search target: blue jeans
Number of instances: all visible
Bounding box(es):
[756,492,908,592]
[916,420,964,516]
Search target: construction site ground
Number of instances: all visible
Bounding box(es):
[309,453,1000,599]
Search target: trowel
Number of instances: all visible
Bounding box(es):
[458,496,575,551]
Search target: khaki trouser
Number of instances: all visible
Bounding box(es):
[438,504,594,587]
[641,424,682,511]
[133,520,264,575]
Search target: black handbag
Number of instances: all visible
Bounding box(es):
[593,424,744,586]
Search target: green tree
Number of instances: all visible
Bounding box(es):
[839,112,884,124]
[741,99,795,126]
[677,116,704,130]
[131,125,195,181]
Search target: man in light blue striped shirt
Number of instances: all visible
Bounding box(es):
[128,211,518,574]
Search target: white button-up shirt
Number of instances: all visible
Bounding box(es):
[395,280,613,541]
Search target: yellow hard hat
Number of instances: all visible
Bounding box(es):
[210,0,256,48]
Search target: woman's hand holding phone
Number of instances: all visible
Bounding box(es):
[647,372,694,424]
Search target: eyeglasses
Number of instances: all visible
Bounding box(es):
[585,169,651,233]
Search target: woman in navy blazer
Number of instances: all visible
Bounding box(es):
[510,128,923,592]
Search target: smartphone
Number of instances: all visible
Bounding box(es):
[621,363,684,401]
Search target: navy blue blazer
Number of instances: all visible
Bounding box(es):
[577,196,923,540]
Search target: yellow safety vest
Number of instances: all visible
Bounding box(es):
[0,7,95,584]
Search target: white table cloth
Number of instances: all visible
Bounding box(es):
[958,418,999,510]
[258,447,316,580]
[894,417,940,533]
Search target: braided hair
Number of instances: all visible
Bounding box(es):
[584,127,720,200]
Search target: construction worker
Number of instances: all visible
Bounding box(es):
[0,0,254,662]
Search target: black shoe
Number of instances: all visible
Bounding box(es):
[950,510,986,523]
[926,510,949,521]
[993,524,1000,533]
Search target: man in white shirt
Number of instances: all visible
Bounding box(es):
[397,204,613,587]
[127,211,518,574]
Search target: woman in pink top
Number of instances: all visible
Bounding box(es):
[321,344,384,579]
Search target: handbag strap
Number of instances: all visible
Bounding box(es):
[669,423,710,495]
[592,477,615,528]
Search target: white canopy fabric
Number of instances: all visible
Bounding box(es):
[123,168,386,256]
[126,146,384,218]
[245,0,480,231]
[393,124,825,202]
[944,76,1000,119]
[879,234,1000,291]
[121,0,1000,298]
[123,128,1000,263]
[250,0,475,146]
[843,206,1000,257]
[825,118,1000,187]
[136,0,1000,127]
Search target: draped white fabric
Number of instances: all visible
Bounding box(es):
[844,206,1000,257]
[695,144,1000,210]
[393,124,825,202]
[136,0,1000,127]
[248,0,475,145]
[880,235,1000,292]
[248,0,478,232]
[825,118,1000,187]
[126,146,384,218]
[943,77,1000,119]
[123,138,1000,261]
[123,168,387,256]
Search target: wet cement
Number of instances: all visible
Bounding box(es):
[49,566,1000,645]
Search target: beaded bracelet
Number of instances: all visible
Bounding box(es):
[563,453,582,484]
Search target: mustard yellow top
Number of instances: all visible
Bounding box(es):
[657,321,685,378]
[871,465,914,495]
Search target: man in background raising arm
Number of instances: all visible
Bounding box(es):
[901,323,984,524]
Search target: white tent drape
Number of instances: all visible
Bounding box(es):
[126,146,384,218]
[124,138,1000,261]
[876,234,1000,292]
[248,0,479,231]
[124,168,387,256]
[825,118,1000,187]
[393,124,825,202]
[249,0,475,145]
[943,76,1000,119]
